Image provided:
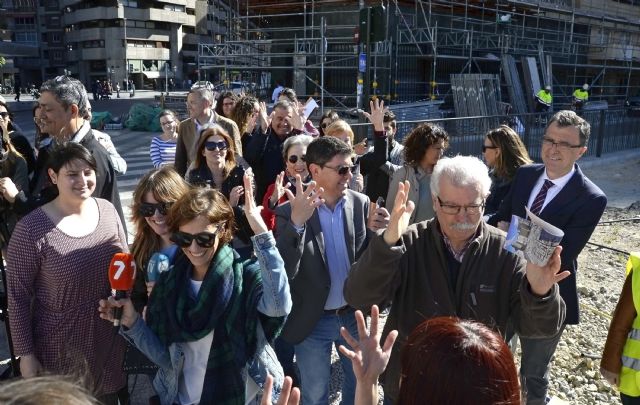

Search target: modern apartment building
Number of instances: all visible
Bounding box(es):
[1,0,233,90]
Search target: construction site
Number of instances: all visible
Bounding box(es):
[199,0,640,119]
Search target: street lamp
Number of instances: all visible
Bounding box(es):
[165,62,169,95]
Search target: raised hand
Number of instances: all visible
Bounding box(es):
[339,305,398,385]
[362,99,385,132]
[261,374,300,405]
[367,201,390,232]
[228,185,244,207]
[353,138,368,156]
[525,245,570,296]
[290,101,305,131]
[270,171,290,208]
[259,101,271,132]
[284,174,324,228]
[243,172,269,235]
[383,181,415,246]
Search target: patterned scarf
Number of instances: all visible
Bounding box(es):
[146,244,285,404]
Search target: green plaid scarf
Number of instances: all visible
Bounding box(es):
[146,244,285,404]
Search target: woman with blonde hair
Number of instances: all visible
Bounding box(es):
[324,120,364,192]
[130,166,190,310]
[483,125,532,225]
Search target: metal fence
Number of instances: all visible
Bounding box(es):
[351,110,640,161]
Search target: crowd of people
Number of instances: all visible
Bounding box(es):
[0,78,631,405]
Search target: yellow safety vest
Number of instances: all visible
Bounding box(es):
[536,90,552,105]
[573,89,589,102]
[619,252,640,396]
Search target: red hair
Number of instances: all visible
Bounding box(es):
[397,317,520,405]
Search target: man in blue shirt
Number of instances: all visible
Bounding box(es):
[275,136,389,405]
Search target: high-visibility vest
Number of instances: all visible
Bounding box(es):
[536,90,552,106]
[573,89,589,102]
[619,252,640,396]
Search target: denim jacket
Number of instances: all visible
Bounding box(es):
[121,231,291,405]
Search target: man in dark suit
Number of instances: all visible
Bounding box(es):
[275,136,388,405]
[495,110,607,405]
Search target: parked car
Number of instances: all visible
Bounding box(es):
[191,81,214,90]
[213,81,255,95]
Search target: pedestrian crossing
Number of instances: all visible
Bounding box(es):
[110,129,156,239]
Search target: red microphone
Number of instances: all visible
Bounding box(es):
[108,252,136,326]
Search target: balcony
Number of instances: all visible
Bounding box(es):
[63,7,123,26]
[66,47,108,61]
[64,27,105,42]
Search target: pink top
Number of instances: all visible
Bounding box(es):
[7,198,128,394]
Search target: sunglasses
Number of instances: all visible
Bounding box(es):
[0,112,9,119]
[205,141,228,151]
[323,164,357,176]
[482,145,498,153]
[170,230,219,248]
[138,202,172,217]
[288,154,305,164]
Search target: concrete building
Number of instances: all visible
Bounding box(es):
[0,0,234,91]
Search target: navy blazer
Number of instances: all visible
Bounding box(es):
[494,163,606,324]
[274,190,372,344]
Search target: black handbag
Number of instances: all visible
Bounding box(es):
[122,343,158,375]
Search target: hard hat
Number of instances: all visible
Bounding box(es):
[583,84,589,90]
[545,85,551,91]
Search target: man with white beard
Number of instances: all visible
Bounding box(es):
[345,155,567,404]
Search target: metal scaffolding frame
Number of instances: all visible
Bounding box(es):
[198,0,640,109]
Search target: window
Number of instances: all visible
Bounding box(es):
[51,32,61,43]
[164,4,186,12]
[121,0,137,6]
[15,32,37,43]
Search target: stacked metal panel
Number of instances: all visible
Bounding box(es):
[522,56,543,112]
[501,55,528,115]
[450,73,500,117]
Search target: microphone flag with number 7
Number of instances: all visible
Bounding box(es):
[108,252,136,326]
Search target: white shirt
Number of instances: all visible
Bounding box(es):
[526,167,576,213]
[194,112,215,136]
[177,279,214,405]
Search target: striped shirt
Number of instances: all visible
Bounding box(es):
[150,136,177,168]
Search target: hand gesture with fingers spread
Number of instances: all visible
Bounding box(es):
[362,99,385,132]
[271,171,290,207]
[339,305,398,385]
[383,181,415,246]
[285,174,324,227]
[260,101,271,132]
[525,246,570,296]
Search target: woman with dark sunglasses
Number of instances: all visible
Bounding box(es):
[99,175,291,405]
[187,125,256,258]
[260,134,313,231]
[130,166,190,310]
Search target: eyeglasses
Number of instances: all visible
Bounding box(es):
[0,112,9,119]
[205,141,228,151]
[288,154,305,164]
[436,196,485,215]
[482,145,498,153]
[323,164,357,176]
[170,230,219,248]
[542,137,584,151]
[138,202,172,217]
[160,120,175,127]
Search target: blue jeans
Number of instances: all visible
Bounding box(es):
[294,309,358,405]
[519,325,566,405]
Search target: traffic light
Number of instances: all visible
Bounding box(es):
[359,5,386,43]
[129,64,134,72]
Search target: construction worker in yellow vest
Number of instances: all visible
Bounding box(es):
[601,252,640,404]
[535,85,553,112]
[573,84,589,111]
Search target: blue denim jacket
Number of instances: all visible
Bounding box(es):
[121,231,291,405]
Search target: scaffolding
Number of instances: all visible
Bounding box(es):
[199,0,640,113]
